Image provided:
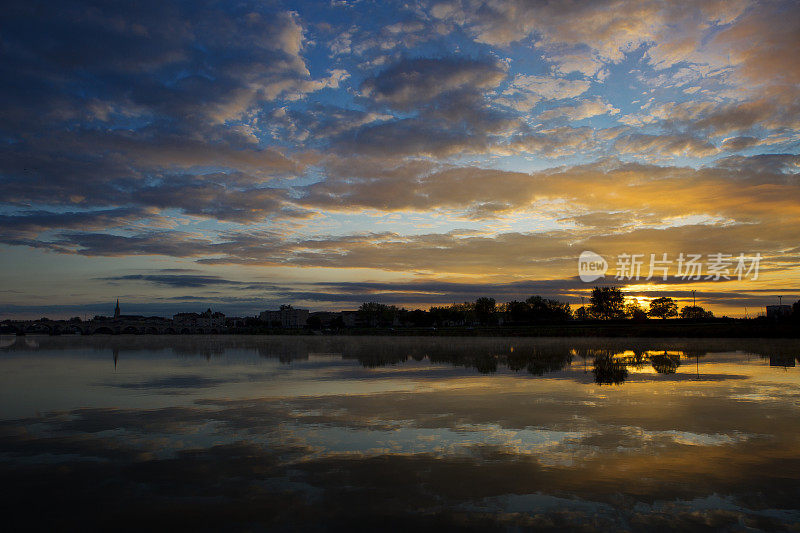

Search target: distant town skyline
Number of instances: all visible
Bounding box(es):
[2,288,797,322]
[1,0,798,318]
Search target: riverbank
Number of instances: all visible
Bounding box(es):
[229,320,800,338]
[6,319,798,338]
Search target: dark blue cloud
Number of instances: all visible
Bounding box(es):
[360,56,506,110]
[0,0,321,225]
[101,274,242,288]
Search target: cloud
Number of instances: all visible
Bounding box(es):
[620,94,800,139]
[284,278,591,304]
[32,220,789,284]
[710,1,800,89]
[50,231,219,258]
[101,274,243,288]
[0,0,797,316]
[0,2,341,132]
[497,75,592,111]
[0,208,153,238]
[538,98,620,121]
[322,57,519,157]
[361,57,506,110]
[0,0,333,224]
[507,126,598,157]
[335,88,519,157]
[2,153,797,283]
[720,136,760,152]
[691,97,800,136]
[430,0,750,74]
[133,173,312,223]
[0,130,303,207]
[614,133,719,159]
[298,154,800,221]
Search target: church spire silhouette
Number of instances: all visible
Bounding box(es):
[114,298,120,319]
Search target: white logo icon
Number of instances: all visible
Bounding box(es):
[578,251,607,282]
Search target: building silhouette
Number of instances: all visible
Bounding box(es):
[260,305,309,328]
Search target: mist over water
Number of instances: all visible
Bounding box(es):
[1,335,799,531]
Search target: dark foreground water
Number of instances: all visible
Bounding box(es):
[1,335,799,532]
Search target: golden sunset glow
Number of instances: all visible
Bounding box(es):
[0,0,797,317]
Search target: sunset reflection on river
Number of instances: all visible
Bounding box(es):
[1,335,799,531]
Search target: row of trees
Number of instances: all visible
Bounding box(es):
[415,296,573,326]
[356,297,571,327]
[354,287,715,328]
[575,287,714,321]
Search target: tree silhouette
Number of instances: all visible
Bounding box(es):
[679,305,714,320]
[307,315,322,330]
[589,287,625,319]
[526,295,573,321]
[505,300,530,323]
[358,302,402,327]
[624,301,648,321]
[475,297,496,325]
[649,297,678,319]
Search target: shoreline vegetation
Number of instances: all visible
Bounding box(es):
[227,320,800,339]
[4,288,798,338]
[4,319,798,339]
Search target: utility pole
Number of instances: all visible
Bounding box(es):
[692,289,696,308]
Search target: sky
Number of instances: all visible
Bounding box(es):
[0,0,798,319]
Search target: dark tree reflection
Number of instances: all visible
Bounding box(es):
[6,335,797,386]
[651,352,681,374]
[592,355,628,385]
[526,350,573,376]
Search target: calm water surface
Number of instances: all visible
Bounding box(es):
[1,335,799,531]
